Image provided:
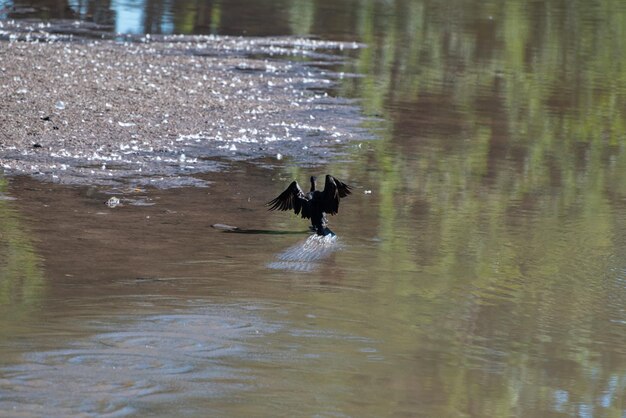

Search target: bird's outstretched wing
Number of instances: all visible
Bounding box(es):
[322,175,352,215]
[266,180,310,218]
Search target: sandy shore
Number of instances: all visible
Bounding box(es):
[0,20,364,186]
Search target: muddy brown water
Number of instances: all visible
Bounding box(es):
[3,0,626,417]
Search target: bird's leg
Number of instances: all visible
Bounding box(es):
[311,213,330,235]
[318,212,335,236]
[314,225,335,236]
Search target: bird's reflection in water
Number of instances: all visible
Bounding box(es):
[267,234,341,272]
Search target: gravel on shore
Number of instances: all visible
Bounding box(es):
[0,20,365,186]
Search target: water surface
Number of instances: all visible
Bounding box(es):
[2,0,626,417]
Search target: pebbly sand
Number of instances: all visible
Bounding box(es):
[0,20,365,187]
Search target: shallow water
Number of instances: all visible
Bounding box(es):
[3,0,626,417]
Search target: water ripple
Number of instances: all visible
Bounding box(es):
[267,234,342,271]
[0,306,277,417]
[0,301,381,417]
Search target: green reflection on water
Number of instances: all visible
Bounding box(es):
[321,1,626,416]
[0,177,44,334]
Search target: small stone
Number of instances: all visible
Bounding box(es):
[105,197,120,208]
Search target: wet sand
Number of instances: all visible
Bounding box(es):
[0,20,364,186]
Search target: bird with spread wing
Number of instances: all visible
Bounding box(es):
[267,175,352,236]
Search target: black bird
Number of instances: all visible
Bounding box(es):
[267,175,352,236]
